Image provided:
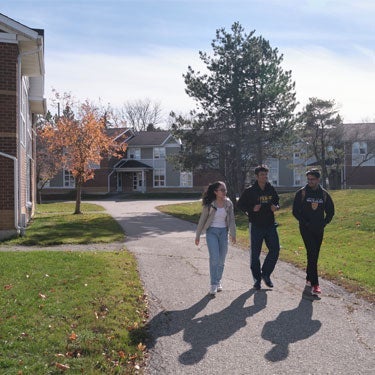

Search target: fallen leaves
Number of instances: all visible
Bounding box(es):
[4,284,13,290]
[55,362,70,371]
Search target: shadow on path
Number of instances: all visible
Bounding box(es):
[261,288,322,362]
[146,290,268,366]
[112,212,195,238]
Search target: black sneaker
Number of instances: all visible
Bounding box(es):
[253,280,261,290]
[262,274,274,288]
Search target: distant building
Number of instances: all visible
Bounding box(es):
[43,129,202,196]
[42,123,375,200]
[0,13,46,240]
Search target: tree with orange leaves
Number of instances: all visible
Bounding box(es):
[40,94,126,214]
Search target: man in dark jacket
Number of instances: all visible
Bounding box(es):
[238,165,280,290]
[292,169,335,296]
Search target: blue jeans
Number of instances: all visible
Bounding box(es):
[249,223,280,282]
[206,227,228,286]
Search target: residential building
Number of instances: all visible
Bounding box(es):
[0,13,46,240]
[42,129,197,196]
[342,122,375,188]
[41,122,375,199]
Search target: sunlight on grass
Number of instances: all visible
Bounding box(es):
[4,203,124,246]
[0,251,147,373]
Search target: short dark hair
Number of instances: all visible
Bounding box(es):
[306,169,320,178]
[254,165,269,175]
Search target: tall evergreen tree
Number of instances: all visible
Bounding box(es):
[172,22,297,199]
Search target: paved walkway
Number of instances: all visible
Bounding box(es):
[96,198,374,375]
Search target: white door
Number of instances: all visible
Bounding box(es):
[133,172,143,191]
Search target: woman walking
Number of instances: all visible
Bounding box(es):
[195,181,236,295]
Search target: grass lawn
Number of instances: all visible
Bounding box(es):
[0,203,148,374]
[157,189,375,301]
[3,202,125,246]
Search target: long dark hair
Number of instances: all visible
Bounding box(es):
[202,181,225,206]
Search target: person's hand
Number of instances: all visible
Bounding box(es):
[253,204,261,212]
[195,238,200,246]
[271,204,279,212]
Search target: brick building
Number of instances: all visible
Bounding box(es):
[0,13,46,239]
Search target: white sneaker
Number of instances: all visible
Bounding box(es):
[209,285,217,295]
[217,283,223,292]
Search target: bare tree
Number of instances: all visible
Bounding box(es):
[117,98,163,131]
[297,98,343,188]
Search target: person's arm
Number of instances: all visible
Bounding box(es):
[292,190,302,222]
[271,187,280,211]
[195,205,209,245]
[324,193,335,225]
[237,189,251,215]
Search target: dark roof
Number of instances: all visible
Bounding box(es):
[342,123,375,141]
[105,127,130,138]
[126,131,173,146]
[115,160,153,170]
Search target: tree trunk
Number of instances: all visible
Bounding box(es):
[37,188,42,204]
[74,178,82,214]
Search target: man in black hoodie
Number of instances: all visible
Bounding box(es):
[238,165,280,290]
[292,169,335,296]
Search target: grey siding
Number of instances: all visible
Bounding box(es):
[142,147,153,159]
[49,171,64,187]
[166,148,180,186]
[278,159,294,186]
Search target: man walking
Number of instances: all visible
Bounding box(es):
[292,169,335,296]
[238,165,280,290]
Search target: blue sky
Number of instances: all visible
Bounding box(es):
[1,0,374,124]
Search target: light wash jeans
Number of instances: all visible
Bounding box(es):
[206,226,228,286]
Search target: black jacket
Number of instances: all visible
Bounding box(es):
[237,181,279,227]
[292,184,334,232]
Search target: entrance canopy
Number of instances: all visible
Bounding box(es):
[114,159,153,172]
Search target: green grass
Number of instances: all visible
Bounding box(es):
[0,202,148,373]
[3,203,125,246]
[0,250,148,374]
[157,190,375,301]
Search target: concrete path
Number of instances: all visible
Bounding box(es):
[97,198,374,375]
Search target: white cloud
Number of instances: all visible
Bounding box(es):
[46,45,375,124]
[282,46,375,122]
[45,47,205,118]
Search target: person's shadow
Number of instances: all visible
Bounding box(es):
[261,289,322,362]
[145,290,268,365]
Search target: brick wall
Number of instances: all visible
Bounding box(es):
[0,42,18,230]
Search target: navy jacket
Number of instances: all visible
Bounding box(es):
[292,184,335,232]
[237,181,279,227]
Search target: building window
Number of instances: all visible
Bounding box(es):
[265,158,279,186]
[129,148,141,159]
[352,142,367,155]
[64,170,75,187]
[154,147,165,159]
[180,172,193,187]
[154,168,165,187]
